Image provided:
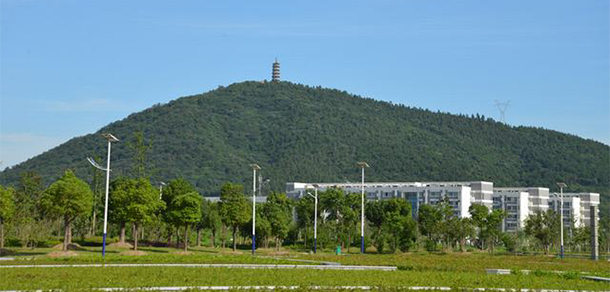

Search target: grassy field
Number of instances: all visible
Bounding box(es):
[1,246,609,291]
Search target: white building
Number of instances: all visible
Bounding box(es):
[286,181,486,218]
[549,192,600,228]
[549,195,582,228]
[492,189,530,232]
[494,187,550,213]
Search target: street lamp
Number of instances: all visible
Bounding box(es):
[89,133,119,258]
[249,164,261,254]
[557,182,567,259]
[306,184,319,253]
[357,161,369,254]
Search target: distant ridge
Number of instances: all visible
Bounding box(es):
[1,81,608,214]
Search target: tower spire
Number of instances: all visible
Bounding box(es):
[272,59,280,82]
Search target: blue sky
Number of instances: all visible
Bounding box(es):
[1,0,609,169]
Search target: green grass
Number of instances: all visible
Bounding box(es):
[1,267,609,291]
[1,246,303,265]
[290,251,610,276]
[1,247,609,291]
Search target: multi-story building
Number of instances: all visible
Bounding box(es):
[286,181,486,218]
[492,189,530,232]
[548,194,582,229]
[549,192,600,227]
[494,187,550,213]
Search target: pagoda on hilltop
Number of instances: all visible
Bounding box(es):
[272,58,280,82]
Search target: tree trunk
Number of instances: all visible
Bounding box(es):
[167,227,173,247]
[221,226,226,248]
[133,223,139,251]
[304,226,308,250]
[347,233,351,253]
[211,229,216,248]
[63,219,71,251]
[184,224,189,252]
[232,226,237,251]
[0,218,4,249]
[175,228,180,248]
[119,222,126,244]
[196,228,201,247]
[90,210,97,237]
[67,223,72,244]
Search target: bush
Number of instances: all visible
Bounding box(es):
[74,236,118,247]
[502,233,517,252]
[5,237,62,248]
[425,238,437,252]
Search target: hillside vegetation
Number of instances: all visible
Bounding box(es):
[0,81,607,212]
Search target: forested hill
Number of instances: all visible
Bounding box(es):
[1,81,608,212]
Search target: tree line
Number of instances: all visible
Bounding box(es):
[1,171,609,255]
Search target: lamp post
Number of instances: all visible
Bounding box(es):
[557,182,567,259]
[357,162,369,254]
[87,134,119,258]
[249,164,261,254]
[307,184,319,253]
[97,133,119,257]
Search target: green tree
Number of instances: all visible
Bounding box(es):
[366,199,417,253]
[485,209,506,253]
[365,200,386,252]
[341,193,360,253]
[468,204,506,252]
[13,171,46,248]
[39,170,93,251]
[168,192,202,252]
[295,195,315,249]
[418,204,441,251]
[524,210,559,254]
[0,186,15,249]
[320,187,349,248]
[162,178,198,245]
[262,192,291,250]
[447,217,475,252]
[600,217,610,254]
[219,183,249,251]
[128,131,152,179]
[200,201,222,247]
[383,198,417,253]
[116,178,165,251]
[109,177,135,244]
[255,210,272,248]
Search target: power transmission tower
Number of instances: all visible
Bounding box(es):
[495,100,511,123]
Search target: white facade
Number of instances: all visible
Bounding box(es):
[551,192,600,227]
[492,189,529,232]
[549,195,582,228]
[494,187,550,213]
[286,181,478,218]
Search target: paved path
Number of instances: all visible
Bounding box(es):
[0,263,396,271]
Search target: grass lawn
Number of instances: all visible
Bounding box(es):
[1,246,609,291]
